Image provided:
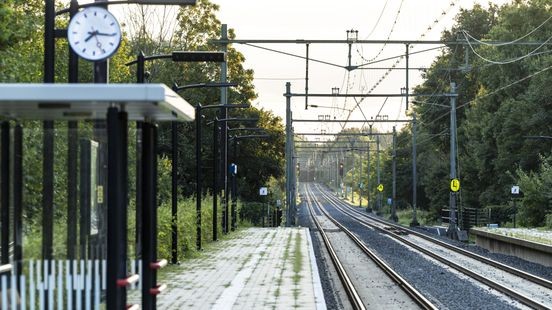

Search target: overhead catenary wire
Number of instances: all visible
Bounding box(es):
[342,1,460,128]
[242,43,344,69]
[357,0,405,63]
[462,15,552,47]
[422,63,552,128]
[364,0,391,39]
[462,31,552,65]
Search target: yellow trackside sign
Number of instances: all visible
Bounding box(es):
[450,178,460,192]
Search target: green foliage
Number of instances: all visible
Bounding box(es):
[0,0,42,50]
[545,213,552,229]
[0,0,283,261]
[484,204,515,225]
[515,155,552,226]
[402,0,552,224]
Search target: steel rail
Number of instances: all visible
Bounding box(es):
[314,184,551,310]
[304,185,437,310]
[303,186,366,310]
[336,192,552,290]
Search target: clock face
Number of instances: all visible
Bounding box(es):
[67,6,122,61]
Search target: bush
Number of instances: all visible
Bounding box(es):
[546,214,552,229]
[515,157,552,227]
[484,205,515,225]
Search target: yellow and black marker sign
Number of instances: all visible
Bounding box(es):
[450,178,460,192]
[377,184,384,192]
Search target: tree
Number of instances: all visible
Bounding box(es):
[515,155,552,226]
[125,0,285,201]
[408,0,552,223]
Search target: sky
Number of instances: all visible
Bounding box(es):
[207,0,512,138]
[109,0,513,138]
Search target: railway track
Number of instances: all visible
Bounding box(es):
[312,183,552,310]
[302,184,437,310]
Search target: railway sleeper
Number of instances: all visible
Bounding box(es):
[384,226,409,235]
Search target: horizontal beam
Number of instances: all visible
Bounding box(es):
[288,93,455,98]
[293,119,411,123]
[295,146,374,150]
[57,0,196,15]
[295,133,393,136]
[213,39,551,46]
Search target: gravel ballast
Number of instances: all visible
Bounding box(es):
[306,183,524,310]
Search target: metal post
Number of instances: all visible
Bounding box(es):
[224,130,229,234]
[231,138,237,231]
[219,25,229,233]
[376,135,381,213]
[351,149,355,203]
[171,121,178,263]
[79,140,91,261]
[405,43,410,110]
[410,115,419,226]
[366,143,371,212]
[42,121,54,261]
[43,4,55,294]
[136,52,145,261]
[212,120,219,240]
[68,0,79,82]
[1,122,9,265]
[13,124,22,282]
[359,151,362,207]
[67,0,79,265]
[291,145,297,225]
[285,82,292,226]
[195,104,202,250]
[44,0,55,84]
[447,82,459,239]
[305,44,309,110]
[67,121,78,261]
[391,126,398,222]
[106,107,128,309]
[141,121,158,310]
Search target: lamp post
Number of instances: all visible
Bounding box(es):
[207,118,259,236]
[187,103,250,250]
[229,134,270,230]
[127,51,227,264]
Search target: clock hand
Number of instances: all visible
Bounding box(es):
[84,31,97,42]
[96,32,117,37]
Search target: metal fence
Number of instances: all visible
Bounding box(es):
[0,259,142,309]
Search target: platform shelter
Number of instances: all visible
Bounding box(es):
[0,83,194,309]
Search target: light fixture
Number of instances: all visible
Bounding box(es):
[346,29,359,42]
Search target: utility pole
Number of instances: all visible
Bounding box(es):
[410,115,419,226]
[447,82,459,240]
[366,142,371,212]
[391,126,398,222]
[285,82,292,226]
[359,150,363,208]
[351,148,355,203]
[376,135,381,214]
[219,24,229,234]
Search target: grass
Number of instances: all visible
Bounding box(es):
[478,227,552,245]
[292,231,303,305]
[292,232,303,285]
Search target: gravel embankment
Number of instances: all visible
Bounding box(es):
[309,185,523,310]
[412,226,552,280]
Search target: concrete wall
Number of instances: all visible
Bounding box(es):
[471,229,552,267]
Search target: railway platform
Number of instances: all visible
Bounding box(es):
[150,227,326,309]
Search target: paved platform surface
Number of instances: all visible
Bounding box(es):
[156,227,326,309]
